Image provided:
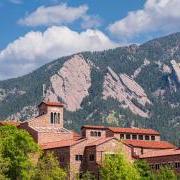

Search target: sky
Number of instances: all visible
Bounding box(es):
[1,0,180,80]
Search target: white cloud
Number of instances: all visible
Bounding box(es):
[108,0,180,39]
[18,4,88,26]
[0,26,118,80]
[81,15,102,29]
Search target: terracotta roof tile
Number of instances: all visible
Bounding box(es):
[87,137,117,147]
[81,125,160,135]
[81,125,106,130]
[122,140,176,149]
[139,148,180,158]
[108,127,160,135]
[0,121,20,127]
[38,101,64,107]
[41,138,86,150]
[72,131,81,140]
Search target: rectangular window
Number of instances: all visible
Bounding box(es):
[138,135,143,140]
[89,154,95,161]
[75,155,83,161]
[126,134,131,139]
[120,134,124,139]
[145,135,150,140]
[90,131,101,137]
[90,131,94,136]
[151,136,155,141]
[132,134,137,140]
[155,164,160,170]
[175,162,180,168]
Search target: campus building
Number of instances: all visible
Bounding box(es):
[17,101,180,179]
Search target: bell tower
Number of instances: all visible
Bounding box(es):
[38,101,64,128]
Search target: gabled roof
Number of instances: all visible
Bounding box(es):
[86,137,118,147]
[41,138,87,150]
[122,140,176,149]
[139,148,180,158]
[108,127,160,135]
[38,101,64,107]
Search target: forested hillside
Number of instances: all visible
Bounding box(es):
[0,32,180,145]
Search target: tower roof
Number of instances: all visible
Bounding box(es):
[38,101,64,107]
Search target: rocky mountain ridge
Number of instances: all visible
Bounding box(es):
[1,32,180,145]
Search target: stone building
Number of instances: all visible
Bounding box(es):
[18,101,180,179]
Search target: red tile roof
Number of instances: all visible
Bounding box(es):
[38,101,64,107]
[108,127,160,135]
[122,140,176,149]
[81,125,160,135]
[41,138,86,150]
[0,121,20,127]
[139,148,180,158]
[72,131,81,140]
[81,125,106,130]
[87,137,118,147]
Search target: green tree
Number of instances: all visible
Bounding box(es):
[134,160,154,180]
[33,152,67,180]
[100,150,140,180]
[156,166,177,180]
[0,152,10,180]
[0,125,40,180]
[81,171,95,180]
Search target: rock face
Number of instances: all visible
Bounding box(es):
[103,67,150,118]
[171,60,180,83]
[7,105,38,120]
[0,88,26,102]
[132,59,150,78]
[45,54,92,111]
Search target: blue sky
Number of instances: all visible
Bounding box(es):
[0,0,180,80]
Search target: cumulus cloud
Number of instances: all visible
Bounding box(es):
[108,0,180,39]
[18,3,99,28]
[0,26,118,80]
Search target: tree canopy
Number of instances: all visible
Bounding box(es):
[0,125,40,179]
[100,150,140,180]
[33,152,67,180]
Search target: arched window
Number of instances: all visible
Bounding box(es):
[50,112,54,124]
[56,113,60,124]
[54,113,57,124]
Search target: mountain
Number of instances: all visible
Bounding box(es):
[0,32,180,145]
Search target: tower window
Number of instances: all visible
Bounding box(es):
[51,112,54,124]
[50,112,61,124]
